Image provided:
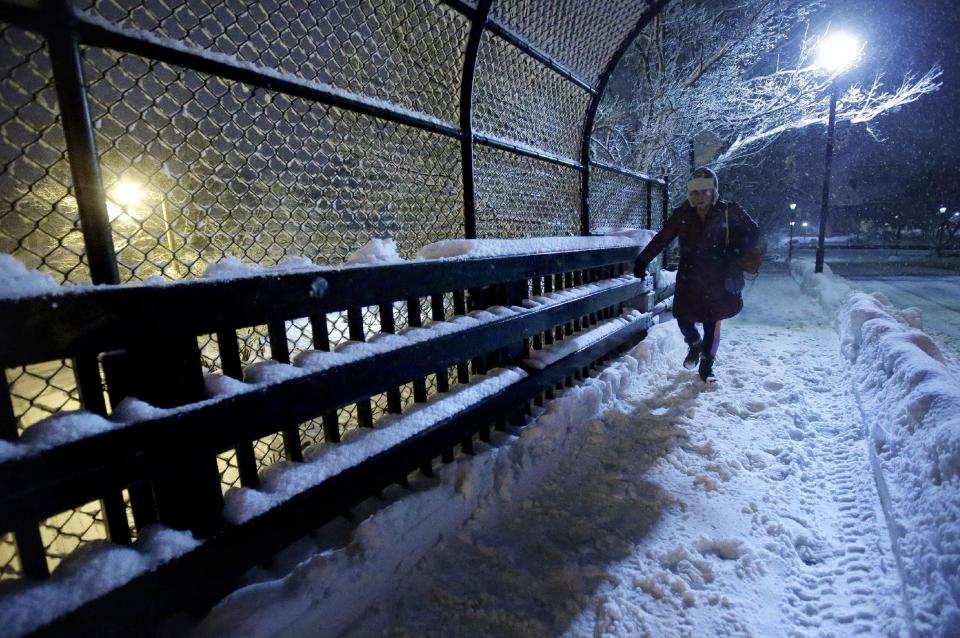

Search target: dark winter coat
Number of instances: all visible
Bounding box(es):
[634,200,760,323]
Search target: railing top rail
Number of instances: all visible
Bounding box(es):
[0,246,640,368]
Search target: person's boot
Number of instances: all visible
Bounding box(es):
[698,354,716,382]
[683,339,702,369]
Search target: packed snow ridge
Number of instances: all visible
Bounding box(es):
[792,259,960,634]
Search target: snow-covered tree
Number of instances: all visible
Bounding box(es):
[594,0,941,195]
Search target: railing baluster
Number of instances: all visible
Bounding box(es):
[531,277,543,350]
[217,329,259,487]
[309,315,341,443]
[430,294,449,393]
[452,290,470,384]
[1,375,48,579]
[466,288,486,375]
[73,355,131,545]
[347,308,374,428]
[378,303,403,413]
[406,299,428,403]
[267,319,302,462]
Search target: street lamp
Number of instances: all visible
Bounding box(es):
[814,31,862,273]
[787,203,797,262]
[109,179,181,277]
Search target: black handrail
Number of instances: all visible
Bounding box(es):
[0,247,638,367]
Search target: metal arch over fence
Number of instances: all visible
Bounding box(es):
[1,0,671,285]
[0,0,675,598]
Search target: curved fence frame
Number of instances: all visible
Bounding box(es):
[0,0,675,586]
[1,0,670,287]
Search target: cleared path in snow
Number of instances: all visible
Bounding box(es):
[844,275,960,377]
[345,274,904,637]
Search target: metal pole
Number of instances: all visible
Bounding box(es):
[788,222,795,262]
[815,87,837,274]
[580,0,673,237]
[661,175,670,228]
[45,0,119,285]
[459,0,493,240]
[645,180,652,229]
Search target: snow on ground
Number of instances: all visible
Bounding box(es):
[195,274,909,637]
[791,261,960,634]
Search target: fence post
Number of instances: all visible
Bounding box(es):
[459,0,494,239]
[44,0,118,286]
[105,338,224,537]
[645,180,653,229]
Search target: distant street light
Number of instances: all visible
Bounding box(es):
[788,204,797,262]
[109,180,143,221]
[109,178,181,276]
[940,206,948,214]
[814,31,862,273]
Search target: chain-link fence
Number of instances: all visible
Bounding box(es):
[1,0,669,582]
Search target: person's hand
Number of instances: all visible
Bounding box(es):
[633,260,649,278]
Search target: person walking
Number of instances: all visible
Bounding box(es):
[633,167,759,382]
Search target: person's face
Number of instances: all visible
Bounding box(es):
[688,188,714,210]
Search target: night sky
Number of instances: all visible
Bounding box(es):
[727,0,960,231]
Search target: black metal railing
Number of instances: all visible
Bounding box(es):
[0,0,675,585]
[0,246,673,634]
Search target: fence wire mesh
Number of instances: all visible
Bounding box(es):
[491,0,653,85]
[589,165,664,232]
[473,32,590,161]
[474,144,580,238]
[83,0,469,125]
[0,0,667,587]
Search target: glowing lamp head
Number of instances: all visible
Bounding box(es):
[940,206,948,214]
[113,181,144,206]
[789,221,796,226]
[802,222,808,227]
[816,32,862,72]
[789,203,797,211]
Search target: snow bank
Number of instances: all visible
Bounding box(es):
[791,258,960,635]
[0,253,62,299]
[193,323,679,637]
[655,268,677,289]
[788,258,854,316]
[840,291,960,635]
[0,526,199,638]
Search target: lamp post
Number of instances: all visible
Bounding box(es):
[787,203,797,262]
[814,32,862,273]
[938,206,949,257]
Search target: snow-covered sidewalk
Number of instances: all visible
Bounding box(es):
[333,274,904,636]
